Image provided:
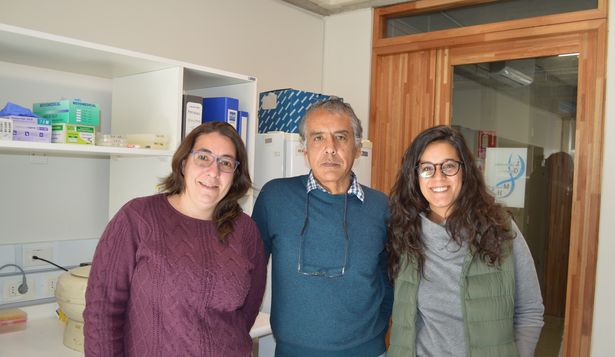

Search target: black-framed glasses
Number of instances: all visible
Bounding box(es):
[190,150,239,173]
[297,193,349,278]
[416,159,462,178]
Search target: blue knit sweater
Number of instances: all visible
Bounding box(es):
[252,175,392,357]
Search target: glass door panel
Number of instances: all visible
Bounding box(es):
[385,0,597,38]
[451,54,578,357]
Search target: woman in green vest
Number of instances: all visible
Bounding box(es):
[387,125,544,357]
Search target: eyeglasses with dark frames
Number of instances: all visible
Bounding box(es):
[297,193,349,278]
[190,150,239,173]
[416,159,462,178]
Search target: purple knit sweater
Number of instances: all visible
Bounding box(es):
[84,194,266,357]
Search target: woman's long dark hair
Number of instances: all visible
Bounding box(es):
[159,122,251,243]
[387,125,515,279]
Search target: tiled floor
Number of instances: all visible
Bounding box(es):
[535,315,564,356]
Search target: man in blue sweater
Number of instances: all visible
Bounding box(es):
[252,98,392,357]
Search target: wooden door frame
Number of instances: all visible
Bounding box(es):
[370,1,607,356]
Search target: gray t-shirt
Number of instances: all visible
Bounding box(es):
[415,214,544,357]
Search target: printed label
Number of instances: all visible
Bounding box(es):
[185,102,203,134]
[227,110,238,129]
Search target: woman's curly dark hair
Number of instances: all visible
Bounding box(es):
[159,122,251,243]
[387,125,515,279]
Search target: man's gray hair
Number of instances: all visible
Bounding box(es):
[298,98,363,148]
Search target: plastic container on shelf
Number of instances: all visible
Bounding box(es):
[125,134,169,150]
[95,133,127,147]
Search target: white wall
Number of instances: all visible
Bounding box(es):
[322,8,373,134]
[0,0,325,93]
[590,4,615,356]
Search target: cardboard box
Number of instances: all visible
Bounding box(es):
[33,99,100,126]
[0,115,51,143]
[182,95,203,139]
[258,88,338,133]
[203,97,238,129]
[2,115,51,126]
[0,118,13,141]
[51,123,95,145]
[12,122,52,143]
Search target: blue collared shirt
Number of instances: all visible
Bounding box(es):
[306,170,365,202]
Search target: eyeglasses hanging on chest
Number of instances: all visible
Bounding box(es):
[296,193,349,278]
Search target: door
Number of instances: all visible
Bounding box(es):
[451,53,576,356]
[370,14,606,357]
[370,49,440,191]
[443,28,605,356]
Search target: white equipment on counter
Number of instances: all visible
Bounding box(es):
[254,132,373,195]
[354,139,373,187]
[55,265,91,352]
[254,132,310,202]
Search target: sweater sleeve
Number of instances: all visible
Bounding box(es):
[510,221,545,357]
[252,187,271,259]
[239,220,267,331]
[84,206,139,357]
[380,200,393,321]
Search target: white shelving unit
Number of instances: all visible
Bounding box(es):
[0,23,258,246]
[0,140,170,157]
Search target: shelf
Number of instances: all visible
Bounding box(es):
[0,140,173,157]
[0,23,254,88]
[0,23,258,247]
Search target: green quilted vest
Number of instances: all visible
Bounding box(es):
[388,242,518,357]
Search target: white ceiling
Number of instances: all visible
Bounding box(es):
[282,0,411,15]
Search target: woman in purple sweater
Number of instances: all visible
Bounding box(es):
[84,122,267,357]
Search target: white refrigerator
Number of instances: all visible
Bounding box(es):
[253,131,310,203]
[254,132,373,198]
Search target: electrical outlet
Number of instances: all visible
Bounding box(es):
[22,243,54,268]
[3,277,35,300]
[45,276,58,296]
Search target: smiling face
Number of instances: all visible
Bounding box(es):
[178,132,236,220]
[303,109,360,194]
[418,141,463,223]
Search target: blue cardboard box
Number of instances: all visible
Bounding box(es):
[203,97,239,130]
[258,89,338,133]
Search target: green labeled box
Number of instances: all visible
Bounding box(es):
[33,99,100,126]
[52,123,96,145]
